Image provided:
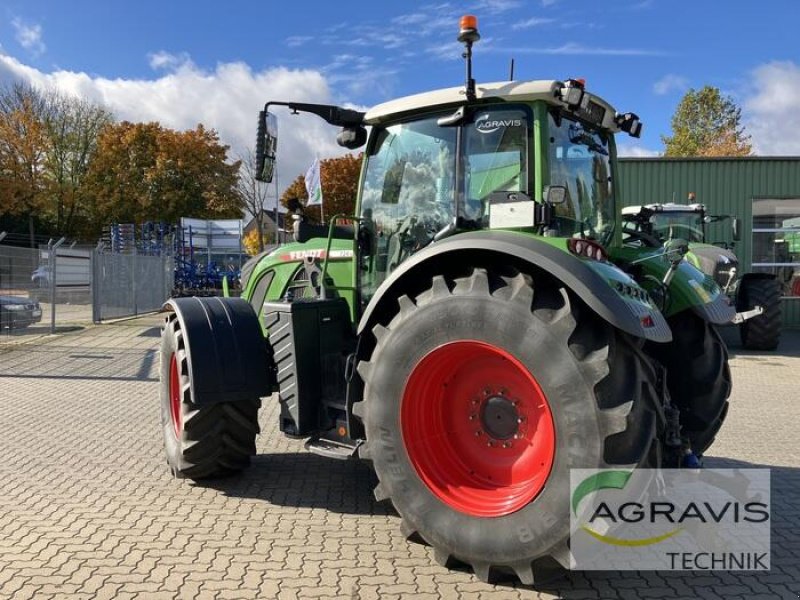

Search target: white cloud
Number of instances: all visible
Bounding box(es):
[744,61,800,155]
[489,42,665,56]
[617,144,661,158]
[11,18,46,56]
[471,0,523,14]
[286,36,313,48]
[653,74,688,95]
[148,51,192,71]
[512,17,556,30]
[0,53,354,193]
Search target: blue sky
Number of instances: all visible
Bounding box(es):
[1,0,799,185]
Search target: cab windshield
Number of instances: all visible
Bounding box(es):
[650,212,705,243]
[359,106,529,297]
[548,113,615,244]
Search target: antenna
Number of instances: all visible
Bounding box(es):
[458,15,481,101]
[509,58,515,81]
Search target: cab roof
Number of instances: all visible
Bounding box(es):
[363,79,622,133]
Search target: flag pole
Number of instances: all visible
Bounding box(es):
[318,154,325,225]
[274,161,280,243]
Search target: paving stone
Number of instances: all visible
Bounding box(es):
[0,316,797,599]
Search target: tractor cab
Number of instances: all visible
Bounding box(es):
[621,202,742,248]
[255,78,643,315]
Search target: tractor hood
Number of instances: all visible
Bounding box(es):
[687,243,739,288]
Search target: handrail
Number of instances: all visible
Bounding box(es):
[320,214,362,300]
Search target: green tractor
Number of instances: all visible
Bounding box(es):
[621,200,782,350]
[159,16,741,583]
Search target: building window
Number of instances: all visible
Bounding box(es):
[752,198,800,298]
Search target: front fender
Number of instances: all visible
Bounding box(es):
[163,297,273,407]
[357,231,672,343]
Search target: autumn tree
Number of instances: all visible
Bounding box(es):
[279,153,362,223]
[662,86,752,157]
[84,121,242,230]
[0,83,52,247]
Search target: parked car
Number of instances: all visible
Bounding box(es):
[0,295,43,329]
[31,266,50,288]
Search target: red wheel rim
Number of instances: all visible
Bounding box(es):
[169,353,182,438]
[401,341,555,517]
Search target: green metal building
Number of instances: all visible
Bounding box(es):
[618,157,800,328]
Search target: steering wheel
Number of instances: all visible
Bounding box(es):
[622,227,662,248]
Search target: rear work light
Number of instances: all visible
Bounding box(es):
[567,238,608,262]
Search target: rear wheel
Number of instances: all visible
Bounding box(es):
[738,277,782,351]
[354,268,662,583]
[160,313,261,479]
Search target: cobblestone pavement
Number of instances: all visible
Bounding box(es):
[1,316,798,599]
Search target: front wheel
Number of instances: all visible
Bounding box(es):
[160,313,261,479]
[647,311,730,456]
[738,277,782,351]
[354,268,662,583]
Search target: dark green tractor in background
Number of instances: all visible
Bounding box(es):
[158,16,744,584]
[622,201,782,350]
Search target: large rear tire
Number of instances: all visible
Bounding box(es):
[647,311,730,456]
[738,277,782,351]
[354,268,662,584]
[160,313,261,479]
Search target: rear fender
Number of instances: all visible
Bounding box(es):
[357,231,672,344]
[649,260,736,325]
[163,297,274,407]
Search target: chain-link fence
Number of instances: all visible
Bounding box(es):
[1,241,173,341]
[92,252,174,321]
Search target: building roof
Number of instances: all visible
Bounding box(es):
[620,156,800,162]
[244,208,287,233]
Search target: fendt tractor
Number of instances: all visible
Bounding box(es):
[622,200,782,350]
[159,16,742,583]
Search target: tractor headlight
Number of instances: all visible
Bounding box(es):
[4,304,26,311]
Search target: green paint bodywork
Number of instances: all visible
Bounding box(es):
[609,246,726,317]
[241,237,357,325]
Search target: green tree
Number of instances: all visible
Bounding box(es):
[662,86,752,157]
[45,94,114,237]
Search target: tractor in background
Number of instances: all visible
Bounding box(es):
[622,200,782,350]
[158,16,743,584]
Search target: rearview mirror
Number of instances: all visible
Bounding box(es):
[286,197,303,213]
[732,217,742,242]
[543,185,567,205]
[615,112,643,138]
[664,237,689,265]
[337,126,367,149]
[255,110,278,182]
